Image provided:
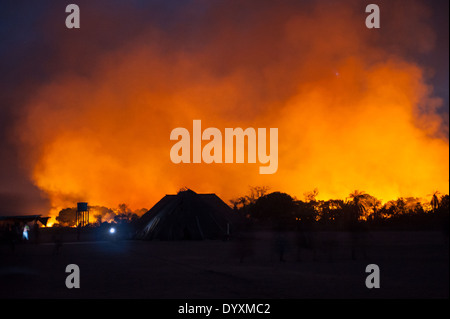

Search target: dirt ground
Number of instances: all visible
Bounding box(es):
[0,230,448,298]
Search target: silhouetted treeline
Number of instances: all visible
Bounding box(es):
[231,187,449,232]
[54,203,146,227]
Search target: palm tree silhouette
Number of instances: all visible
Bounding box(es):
[347,190,368,220]
[430,191,440,213]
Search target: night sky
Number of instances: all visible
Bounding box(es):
[0,0,448,217]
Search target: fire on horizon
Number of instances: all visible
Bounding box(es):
[1,1,448,221]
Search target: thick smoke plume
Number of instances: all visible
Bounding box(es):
[14,0,449,219]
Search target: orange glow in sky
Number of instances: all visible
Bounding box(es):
[14,1,448,219]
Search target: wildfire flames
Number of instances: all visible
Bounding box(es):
[14,1,448,220]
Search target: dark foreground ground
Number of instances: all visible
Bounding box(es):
[0,230,448,298]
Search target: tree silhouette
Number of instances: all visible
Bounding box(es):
[430,191,440,213]
[296,200,318,224]
[303,188,319,203]
[347,190,368,220]
[246,186,270,204]
[230,186,270,219]
[346,191,381,220]
[115,203,138,223]
[228,188,448,230]
[55,207,77,227]
[403,197,423,214]
[250,192,297,224]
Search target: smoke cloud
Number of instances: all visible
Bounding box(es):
[11,0,449,219]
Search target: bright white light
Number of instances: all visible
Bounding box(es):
[109,227,116,234]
